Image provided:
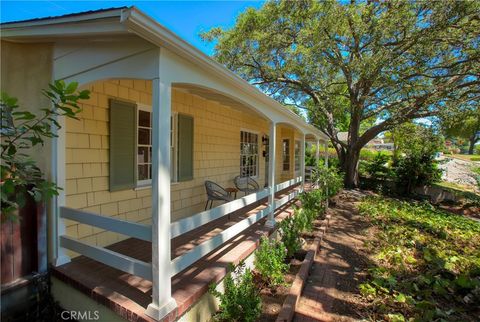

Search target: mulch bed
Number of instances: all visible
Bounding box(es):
[255,215,327,321]
[256,253,305,321]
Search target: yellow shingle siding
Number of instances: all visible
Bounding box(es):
[65,79,296,255]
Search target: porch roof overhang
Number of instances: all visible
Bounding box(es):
[1,6,328,142]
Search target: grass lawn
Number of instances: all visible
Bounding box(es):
[358,196,480,321]
[449,154,480,162]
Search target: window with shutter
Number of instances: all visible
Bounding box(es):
[283,139,290,171]
[177,114,194,182]
[109,99,137,191]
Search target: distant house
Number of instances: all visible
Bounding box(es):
[337,132,394,151]
[1,7,329,322]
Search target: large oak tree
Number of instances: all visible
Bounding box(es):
[203,0,480,187]
[441,103,480,154]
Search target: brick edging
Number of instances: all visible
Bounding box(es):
[275,213,332,322]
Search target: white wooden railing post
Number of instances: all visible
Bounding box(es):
[265,122,276,228]
[300,134,306,191]
[146,70,177,320]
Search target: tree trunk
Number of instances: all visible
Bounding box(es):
[468,136,476,155]
[342,147,361,188]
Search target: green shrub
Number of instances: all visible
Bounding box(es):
[471,156,480,162]
[299,189,326,215]
[364,152,391,179]
[209,262,262,322]
[254,236,289,287]
[293,207,318,233]
[312,165,343,197]
[278,214,302,258]
[360,149,378,161]
[393,154,442,194]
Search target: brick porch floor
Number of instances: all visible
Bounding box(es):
[52,184,309,322]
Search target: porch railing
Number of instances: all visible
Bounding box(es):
[59,176,302,280]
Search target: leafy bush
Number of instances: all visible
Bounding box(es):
[364,152,391,179]
[358,197,480,321]
[299,189,326,215]
[312,164,343,197]
[209,262,262,322]
[1,81,89,220]
[296,207,319,233]
[359,149,378,161]
[278,214,302,258]
[471,156,480,162]
[254,236,289,287]
[388,124,443,194]
[393,154,442,194]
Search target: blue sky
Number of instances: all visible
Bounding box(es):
[0,1,264,55]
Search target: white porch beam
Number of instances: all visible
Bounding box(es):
[265,122,277,228]
[145,69,177,320]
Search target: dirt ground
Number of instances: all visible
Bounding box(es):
[294,190,372,322]
[257,255,304,321]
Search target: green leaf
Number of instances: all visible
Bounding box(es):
[65,81,78,94]
[455,275,475,289]
[386,313,405,322]
[7,145,16,156]
[395,293,407,303]
[2,179,15,194]
[1,92,18,107]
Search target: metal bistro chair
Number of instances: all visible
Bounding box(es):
[234,175,260,196]
[204,180,234,210]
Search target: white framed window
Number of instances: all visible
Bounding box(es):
[137,105,152,186]
[136,105,177,186]
[294,140,301,171]
[282,139,290,171]
[240,130,259,177]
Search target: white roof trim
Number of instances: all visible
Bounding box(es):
[1,6,328,141]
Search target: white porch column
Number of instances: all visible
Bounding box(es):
[315,139,320,166]
[146,77,177,320]
[51,115,70,266]
[324,142,329,168]
[324,142,329,208]
[300,134,306,191]
[265,122,277,228]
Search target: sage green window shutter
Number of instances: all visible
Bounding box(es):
[177,114,194,181]
[109,99,137,191]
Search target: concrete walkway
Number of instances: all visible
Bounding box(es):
[293,191,370,322]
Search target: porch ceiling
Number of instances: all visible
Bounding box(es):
[174,84,270,121]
